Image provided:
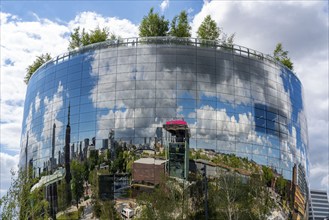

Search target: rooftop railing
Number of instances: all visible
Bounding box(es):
[37,36,293,75]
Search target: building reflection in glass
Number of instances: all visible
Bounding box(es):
[20,38,309,217]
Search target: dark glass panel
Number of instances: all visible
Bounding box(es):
[255,118,266,128]
[156,54,176,63]
[176,54,195,64]
[255,108,265,118]
[197,65,216,75]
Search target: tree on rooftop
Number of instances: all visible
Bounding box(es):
[170,10,191,38]
[68,27,82,50]
[24,53,51,84]
[139,8,169,37]
[68,26,113,50]
[273,43,294,70]
[222,32,236,48]
[197,15,221,41]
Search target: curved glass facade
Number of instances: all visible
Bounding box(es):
[20,37,309,193]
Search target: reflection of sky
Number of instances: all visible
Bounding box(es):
[21,44,308,180]
[280,67,308,173]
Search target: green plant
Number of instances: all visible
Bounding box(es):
[57,211,79,220]
[71,160,85,209]
[24,53,51,84]
[139,8,169,37]
[273,43,293,70]
[0,168,49,219]
[170,10,191,38]
[197,15,220,41]
[262,166,274,187]
[68,26,118,50]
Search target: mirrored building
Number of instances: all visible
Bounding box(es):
[19,37,309,215]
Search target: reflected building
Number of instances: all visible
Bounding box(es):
[163,119,190,180]
[19,37,309,213]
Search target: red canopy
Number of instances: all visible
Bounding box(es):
[166,120,187,125]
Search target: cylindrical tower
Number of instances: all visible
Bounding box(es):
[20,36,309,212]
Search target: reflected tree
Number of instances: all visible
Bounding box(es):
[208,173,250,220]
[136,178,183,220]
[208,172,275,220]
[71,160,84,209]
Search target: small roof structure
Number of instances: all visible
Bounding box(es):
[163,119,191,137]
[165,120,187,125]
[134,158,167,165]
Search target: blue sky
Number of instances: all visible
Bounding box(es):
[1,0,328,197]
[1,1,202,23]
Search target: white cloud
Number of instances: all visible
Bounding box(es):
[68,11,138,38]
[192,0,328,192]
[0,153,19,198]
[35,92,40,112]
[160,0,170,13]
[310,163,329,191]
[0,10,139,195]
[41,82,64,140]
[1,12,69,152]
